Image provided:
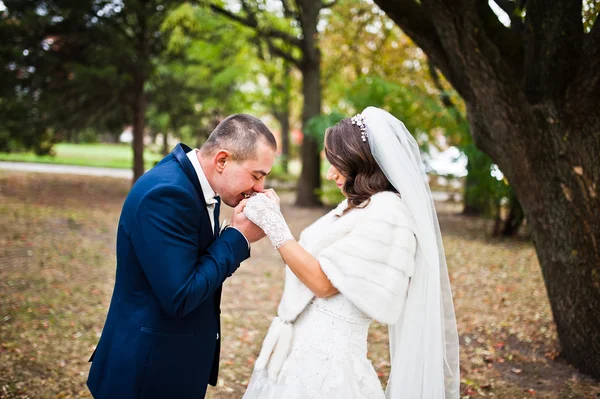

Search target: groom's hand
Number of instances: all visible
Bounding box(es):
[261,188,280,206]
[230,199,266,244]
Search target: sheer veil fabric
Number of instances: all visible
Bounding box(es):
[361,107,460,398]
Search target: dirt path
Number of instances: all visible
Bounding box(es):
[0,161,133,178]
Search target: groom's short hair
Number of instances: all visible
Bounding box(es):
[201,114,277,161]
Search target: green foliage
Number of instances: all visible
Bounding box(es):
[462,141,511,216]
[347,76,464,146]
[583,0,599,32]
[304,112,346,151]
[318,176,347,205]
[0,0,67,154]
[0,0,268,158]
[155,3,264,145]
[0,0,186,159]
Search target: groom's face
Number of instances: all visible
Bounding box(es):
[218,141,276,207]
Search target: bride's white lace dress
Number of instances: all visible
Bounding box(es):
[243,294,384,399]
[242,192,419,399]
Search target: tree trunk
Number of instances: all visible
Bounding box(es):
[465,94,600,377]
[464,74,600,381]
[374,0,600,377]
[491,200,503,237]
[295,61,321,206]
[460,115,495,217]
[501,190,524,236]
[462,37,600,380]
[279,62,292,174]
[274,110,290,174]
[462,158,486,216]
[162,131,169,156]
[281,115,290,174]
[509,119,600,377]
[131,79,146,184]
[295,0,322,207]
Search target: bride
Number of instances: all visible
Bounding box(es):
[241,107,460,398]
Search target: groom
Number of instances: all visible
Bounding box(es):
[87,114,277,398]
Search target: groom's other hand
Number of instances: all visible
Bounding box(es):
[261,188,280,206]
[231,199,266,243]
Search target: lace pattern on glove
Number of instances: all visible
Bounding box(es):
[244,193,294,249]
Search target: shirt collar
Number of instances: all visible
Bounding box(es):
[186,149,218,205]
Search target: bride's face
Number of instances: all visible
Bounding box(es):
[326,164,347,195]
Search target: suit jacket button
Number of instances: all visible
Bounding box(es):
[216,333,219,339]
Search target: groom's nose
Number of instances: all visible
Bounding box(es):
[252,180,265,193]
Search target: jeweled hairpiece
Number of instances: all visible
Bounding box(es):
[351,114,367,142]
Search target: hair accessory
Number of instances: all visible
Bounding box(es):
[351,114,367,142]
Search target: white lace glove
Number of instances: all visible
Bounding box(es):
[243,193,294,249]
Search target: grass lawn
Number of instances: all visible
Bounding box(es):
[1,171,599,398]
[0,143,163,169]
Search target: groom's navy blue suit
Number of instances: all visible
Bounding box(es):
[87,144,250,398]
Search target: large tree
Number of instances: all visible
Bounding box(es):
[1,0,183,183]
[206,0,335,206]
[164,3,297,168]
[373,0,600,378]
[155,3,259,154]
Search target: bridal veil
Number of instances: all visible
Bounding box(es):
[361,107,460,398]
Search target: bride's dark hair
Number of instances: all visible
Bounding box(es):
[324,118,396,215]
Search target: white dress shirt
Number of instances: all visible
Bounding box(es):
[187,149,219,234]
[186,149,250,247]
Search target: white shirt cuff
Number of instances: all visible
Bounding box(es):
[225,226,250,249]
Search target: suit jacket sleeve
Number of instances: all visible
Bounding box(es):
[130,185,250,318]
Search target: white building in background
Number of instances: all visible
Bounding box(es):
[425,146,468,178]
[119,126,133,143]
[118,126,155,146]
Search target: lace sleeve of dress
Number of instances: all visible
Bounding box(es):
[244,194,294,249]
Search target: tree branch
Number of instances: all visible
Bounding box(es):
[523,0,584,103]
[372,0,451,87]
[491,0,524,34]
[466,104,500,163]
[428,58,470,132]
[322,0,337,9]
[584,7,600,73]
[475,1,524,78]
[428,60,454,109]
[567,16,600,116]
[239,0,259,26]
[209,3,302,48]
[281,0,299,19]
[493,0,515,16]
[209,4,254,28]
[266,38,301,66]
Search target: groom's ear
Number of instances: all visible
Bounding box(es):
[214,150,231,173]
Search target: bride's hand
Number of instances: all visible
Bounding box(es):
[244,193,293,249]
[244,194,280,224]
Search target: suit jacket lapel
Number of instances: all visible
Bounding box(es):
[172,143,214,241]
[172,143,204,200]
